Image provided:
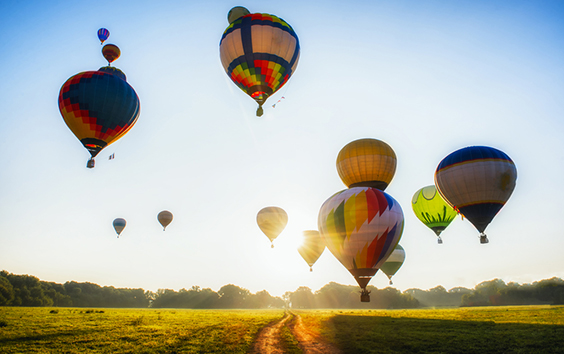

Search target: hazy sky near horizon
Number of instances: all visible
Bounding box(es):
[1,0,563,297]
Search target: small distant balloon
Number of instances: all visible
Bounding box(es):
[102,44,121,65]
[257,207,288,248]
[158,211,173,231]
[97,28,110,44]
[227,6,250,24]
[380,244,405,285]
[298,230,325,272]
[113,218,126,237]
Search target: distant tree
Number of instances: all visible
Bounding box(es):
[0,275,14,305]
[249,290,283,308]
[290,287,316,308]
[217,284,250,308]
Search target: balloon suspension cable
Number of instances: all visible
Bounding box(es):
[256,104,264,117]
[480,233,489,244]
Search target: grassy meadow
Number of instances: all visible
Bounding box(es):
[0,307,284,353]
[0,305,563,353]
[298,305,564,353]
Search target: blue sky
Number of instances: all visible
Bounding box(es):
[1,0,563,297]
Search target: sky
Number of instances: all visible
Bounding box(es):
[1,0,563,298]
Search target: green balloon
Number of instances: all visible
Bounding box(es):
[412,185,458,243]
[380,244,405,285]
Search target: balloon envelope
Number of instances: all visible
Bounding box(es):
[257,207,288,247]
[158,210,173,231]
[435,146,517,241]
[318,187,404,299]
[227,6,250,24]
[102,44,121,64]
[113,218,126,236]
[336,138,397,190]
[219,11,300,116]
[412,185,457,243]
[97,28,110,44]
[380,244,405,284]
[298,230,325,271]
[58,69,140,167]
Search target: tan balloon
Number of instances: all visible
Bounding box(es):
[336,138,397,190]
[256,207,288,248]
[158,210,173,231]
[298,230,326,272]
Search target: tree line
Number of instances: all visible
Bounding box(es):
[1,270,563,309]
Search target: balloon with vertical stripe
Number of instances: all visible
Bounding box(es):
[435,146,517,243]
[318,187,404,292]
[219,7,300,116]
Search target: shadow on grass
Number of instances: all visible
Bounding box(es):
[329,315,564,354]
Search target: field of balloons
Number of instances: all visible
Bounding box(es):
[1,305,562,353]
[59,7,517,302]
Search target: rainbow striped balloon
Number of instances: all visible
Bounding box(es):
[318,187,404,290]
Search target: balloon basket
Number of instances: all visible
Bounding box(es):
[437,237,443,244]
[360,289,371,302]
[480,234,489,244]
[87,158,95,169]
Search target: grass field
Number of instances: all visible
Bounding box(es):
[298,305,564,353]
[1,306,563,353]
[0,307,284,353]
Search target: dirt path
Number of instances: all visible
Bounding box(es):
[248,312,291,354]
[248,311,341,354]
[288,312,342,354]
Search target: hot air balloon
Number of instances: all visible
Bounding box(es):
[219,7,300,117]
[102,44,121,65]
[380,244,405,285]
[257,207,288,248]
[97,28,110,44]
[58,68,140,168]
[158,210,173,231]
[435,146,517,244]
[318,187,404,302]
[298,230,325,272]
[336,138,397,191]
[412,185,458,244]
[113,218,126,237]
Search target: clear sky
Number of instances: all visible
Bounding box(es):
[1,0,563,297]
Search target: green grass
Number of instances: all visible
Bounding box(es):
[298,306,564,354]
[0,307,284,353]
[1,306,563,353]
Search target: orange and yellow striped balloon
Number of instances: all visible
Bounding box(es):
[336,138,397,190]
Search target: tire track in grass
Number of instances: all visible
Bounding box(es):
[248,311,291,354]
[288,312,342,354]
